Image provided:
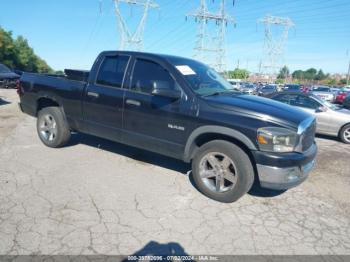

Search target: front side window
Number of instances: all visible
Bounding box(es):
[285,85,300,91]
[130,59,179,94]
[96,55,129,88]
[263,86,277,91]
[295,95,320,109]
[312,86,330,92]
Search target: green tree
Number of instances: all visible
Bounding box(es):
[292,70,304,80]
[0,28,17,68]
[314,69,327,81]
[304,68,317,80]
[339,79,347,85]
[227,68,249,79]
[326,78,336,85]
[277,66,289,79]
[0,27,52,73]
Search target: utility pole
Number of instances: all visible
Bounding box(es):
[258,60,262,74]
[347,61,350,86]
[113,0,159,51]
[258,15,294,76]
[347,49,350,86]
[187,0,235,73]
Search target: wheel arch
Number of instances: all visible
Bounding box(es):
[36,95,62,116]
[183,126,258,163]
[338,122,350,137]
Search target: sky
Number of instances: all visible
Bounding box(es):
[0,0,349,74]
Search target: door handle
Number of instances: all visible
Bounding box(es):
[126,99,141,106]
[87,91,99,98]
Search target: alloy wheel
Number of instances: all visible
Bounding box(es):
[198,152,238,193]
[38,114,57,142]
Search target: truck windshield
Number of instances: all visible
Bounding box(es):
[166,57,239,96]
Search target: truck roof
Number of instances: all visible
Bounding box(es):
[100,50,196,63]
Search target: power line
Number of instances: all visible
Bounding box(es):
[259,15,294,75]
[187,0,235,73]
[113,0,159,51]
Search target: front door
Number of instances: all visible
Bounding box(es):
[122,57,191,158]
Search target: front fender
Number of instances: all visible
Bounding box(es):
[183,125,257,162]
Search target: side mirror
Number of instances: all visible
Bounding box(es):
[152,87,181,100]
[315,106,327,113]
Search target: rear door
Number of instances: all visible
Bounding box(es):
[83,55,131,141]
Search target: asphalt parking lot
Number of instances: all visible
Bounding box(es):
[0,89,350,255]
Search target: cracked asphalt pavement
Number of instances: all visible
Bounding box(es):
[0,89,350,255]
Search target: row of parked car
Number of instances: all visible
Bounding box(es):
[229,81,350,108]
[227,81,350,144]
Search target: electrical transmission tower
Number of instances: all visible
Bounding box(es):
[113,0,159,51]
[187,0,235,73]
[258,15,294,75]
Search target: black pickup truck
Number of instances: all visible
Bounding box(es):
[18,51,317,203]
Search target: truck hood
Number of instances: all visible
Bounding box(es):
[204,94,312,129]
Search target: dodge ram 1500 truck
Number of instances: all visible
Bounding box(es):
[18,51,317,203]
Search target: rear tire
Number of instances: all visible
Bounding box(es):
[192,140,254,203]
[37,107,71,148]
[339,124,350,144]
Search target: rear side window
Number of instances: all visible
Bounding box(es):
[96,55,129,88]
[130,58,179,94]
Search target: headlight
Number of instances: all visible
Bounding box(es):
[257,127,298,152]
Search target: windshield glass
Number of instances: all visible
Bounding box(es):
[0,64,11,73]
[285,85,300,90]
[313,86,330,92]
[166,56,239,96]
[311,94,339,110]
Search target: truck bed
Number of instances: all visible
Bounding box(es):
[19,71,87,121]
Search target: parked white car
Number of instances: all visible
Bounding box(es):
[311,86,335,102]
[227,79,241,90]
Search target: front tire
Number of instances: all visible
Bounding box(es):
[192,140,255,203]
[37,107,71,148]
[339,124,350,144]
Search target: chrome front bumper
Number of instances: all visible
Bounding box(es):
[257,159,316,190]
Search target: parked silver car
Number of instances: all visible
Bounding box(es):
[240,83,256,95]
[311,86,335,102]
[270,92,350,143]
